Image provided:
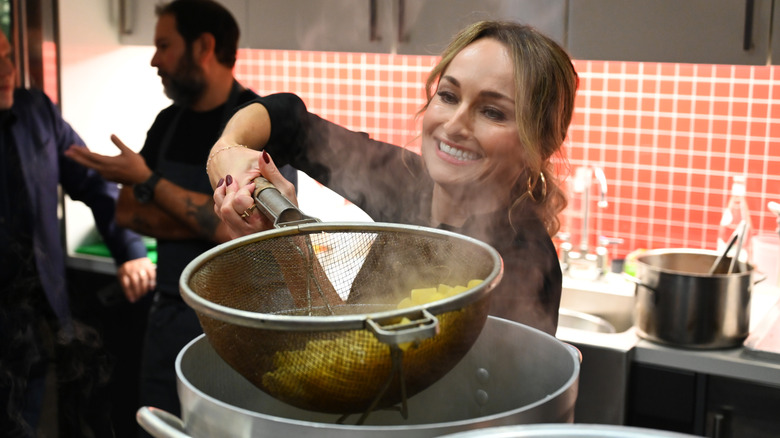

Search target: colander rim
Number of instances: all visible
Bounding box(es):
[179,221,504,331]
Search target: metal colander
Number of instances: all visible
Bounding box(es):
[179,181,503,418]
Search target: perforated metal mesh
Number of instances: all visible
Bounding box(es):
[182,223,502,414]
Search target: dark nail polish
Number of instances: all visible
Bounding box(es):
[217,178,224,188]
[226,175,233,186]
[263,150,270,164]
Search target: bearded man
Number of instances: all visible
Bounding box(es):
[64,0,297,431]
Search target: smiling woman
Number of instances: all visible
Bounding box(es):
[421,38,524,227]
[206,21,579,336]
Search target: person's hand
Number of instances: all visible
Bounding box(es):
[117,257,156,303]
[214,150,298,239]
[64,134,152,185]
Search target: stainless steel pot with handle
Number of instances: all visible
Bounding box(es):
[625,248,760,349]
[137,316,580,438]
[440,424,699,437]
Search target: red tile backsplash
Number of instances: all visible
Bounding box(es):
[234,49,779,259]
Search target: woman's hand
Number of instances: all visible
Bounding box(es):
[214,150,298,239]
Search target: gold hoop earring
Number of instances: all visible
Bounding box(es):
[526,171,547,203]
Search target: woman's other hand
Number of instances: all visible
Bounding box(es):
[214,150,298,239]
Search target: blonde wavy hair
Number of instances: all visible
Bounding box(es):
[419,21,578,236]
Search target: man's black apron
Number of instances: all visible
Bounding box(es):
[139,82,242,420]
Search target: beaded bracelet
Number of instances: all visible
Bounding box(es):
[205,144,247,175]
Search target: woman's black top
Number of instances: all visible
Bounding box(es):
[251,93,562,335]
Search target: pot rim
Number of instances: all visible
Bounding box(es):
[635,247,755,278]
[172,318,581,433]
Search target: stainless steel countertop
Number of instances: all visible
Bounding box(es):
[66,253,118,275]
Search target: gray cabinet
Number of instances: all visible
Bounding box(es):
[244,0,395,53]
[627,363,780,437]
[705,375,780,438]
[567,0,773,65]
[118,0,249,46]
[394,0,567,55]
[771,1,780,64]
[247,0,567,55]
[116,0,567,55]
[116,0,775,65]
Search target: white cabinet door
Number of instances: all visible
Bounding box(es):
[396,0,567,55]
[567,0,772,65]
[119,0,249,46]
[244,0,395,53]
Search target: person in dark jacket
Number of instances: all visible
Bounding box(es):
[0,29,155,437]
[208,21,578,336]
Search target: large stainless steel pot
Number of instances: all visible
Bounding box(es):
[137,317,580,438]
[441,424,698,437]
[627,248,757,349]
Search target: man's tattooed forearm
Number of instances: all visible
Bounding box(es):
[185,198,221,239]
[131,215,155,236]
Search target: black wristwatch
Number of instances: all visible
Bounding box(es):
[134,172,161,204]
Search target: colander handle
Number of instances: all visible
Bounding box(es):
[136,406,190,438]
[365,309,440,346]
[253,176,319,228]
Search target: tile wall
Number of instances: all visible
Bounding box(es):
[570,61,780,258]
[231,50,775,258]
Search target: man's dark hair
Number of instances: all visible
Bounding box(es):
[156,0,239,68]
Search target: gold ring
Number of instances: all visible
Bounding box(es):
[240,204,257,219]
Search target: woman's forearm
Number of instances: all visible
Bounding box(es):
[207,102,271,188]
[221,102,272,150]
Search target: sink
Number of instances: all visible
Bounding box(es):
[558,308,616,333]
[558,273,636,333]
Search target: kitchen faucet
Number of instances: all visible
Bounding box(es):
[559,166,622,278]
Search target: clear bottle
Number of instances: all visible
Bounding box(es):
[717,175,754,263]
